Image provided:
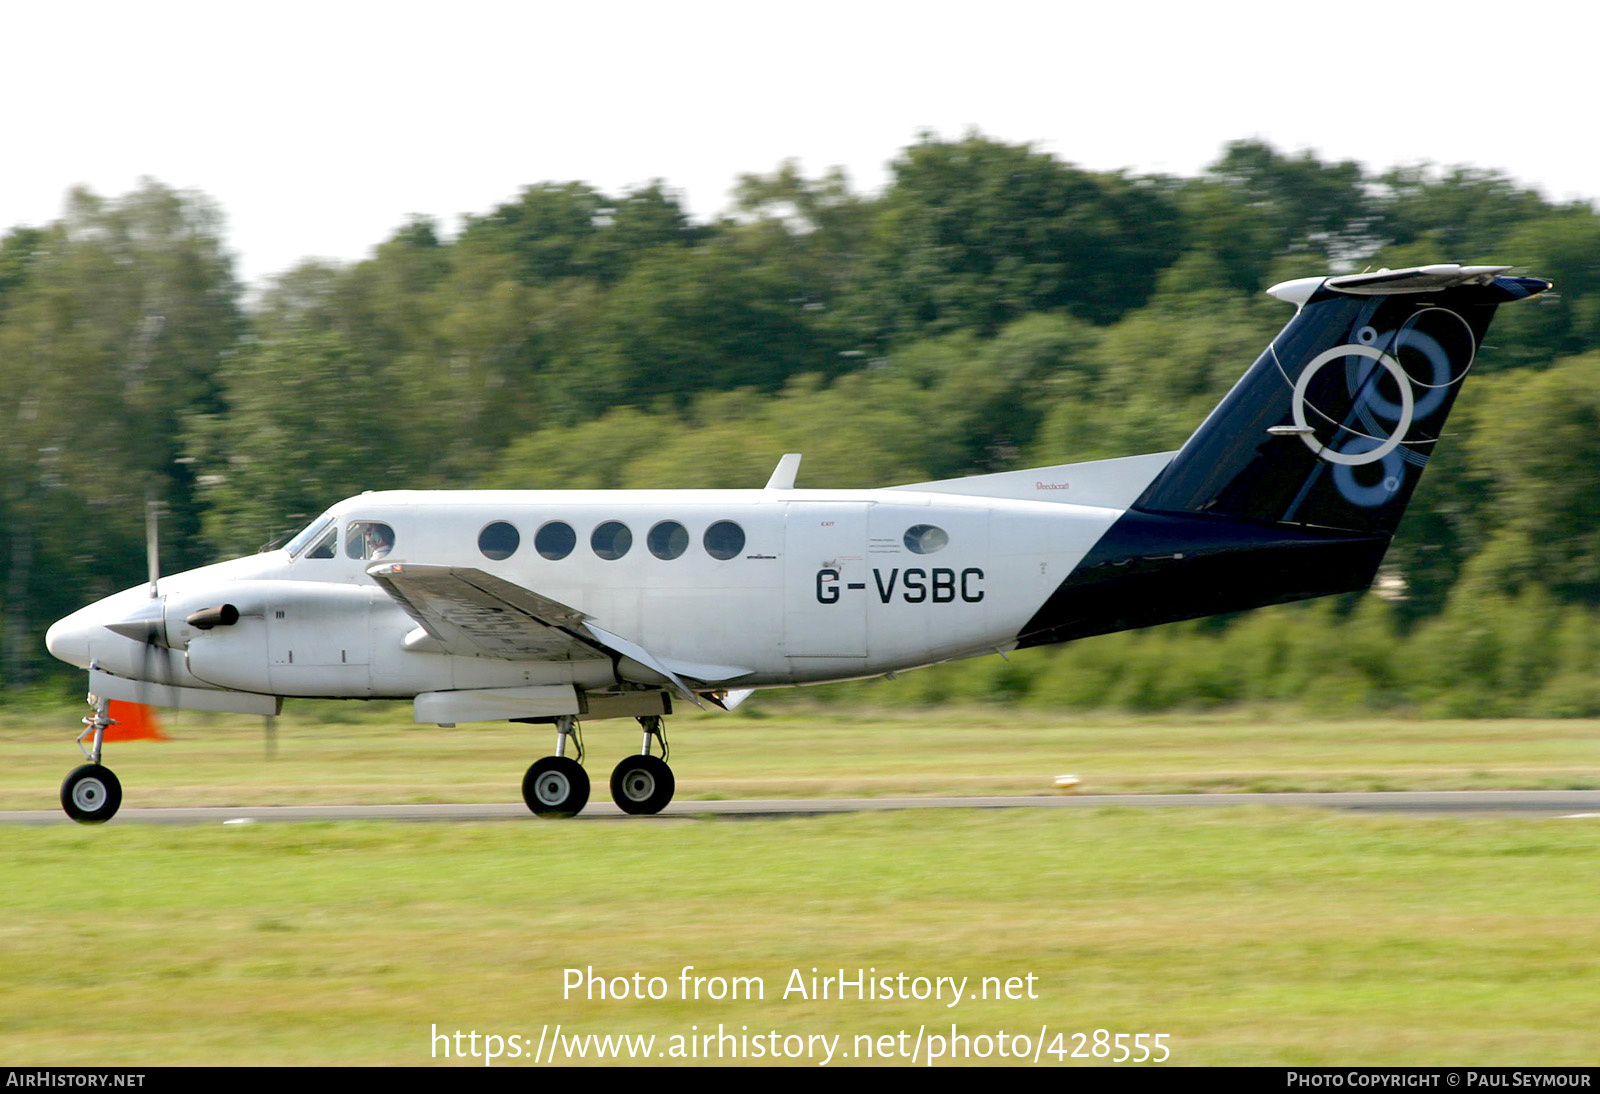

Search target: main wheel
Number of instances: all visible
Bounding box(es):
[522,757,589,818]
[61,764,122,824]
[609,754,675,815]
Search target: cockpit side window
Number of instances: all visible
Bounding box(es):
[284,514,335,558]
[305,525,338,559]
[345,521,396,561]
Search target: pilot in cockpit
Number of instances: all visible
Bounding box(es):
[367,525,393,560]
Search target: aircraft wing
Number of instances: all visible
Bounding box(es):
[367,563,604,662]
[366,564,754,708]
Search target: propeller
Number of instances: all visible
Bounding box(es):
[146,493,161,601]
[122,495,169,741]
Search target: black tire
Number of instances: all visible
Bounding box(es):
[609,754,675,816]
[522,757,589,818]
[61,764,122,824]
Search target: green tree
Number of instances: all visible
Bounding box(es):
[1453,352,1600,604]
[848,132,1183,346]
[0,182,241,681]
[1207,140,1381,263]
[188,331,410,556]
[573,239,841,407]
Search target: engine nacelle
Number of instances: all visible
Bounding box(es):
[178,580,377,696]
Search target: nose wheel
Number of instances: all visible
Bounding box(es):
[62,694,123,824]
[62,763,122,824]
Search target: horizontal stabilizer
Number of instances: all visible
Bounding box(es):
[1270,264,1551,306]
[1326,264,1512,294]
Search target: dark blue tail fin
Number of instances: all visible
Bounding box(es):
[1016,265,1549,649]
[1134,265,1551,534]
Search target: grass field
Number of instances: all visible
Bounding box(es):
[2,702,1598,1066]
[1,700,1598,810]
[3,810,1598,1066]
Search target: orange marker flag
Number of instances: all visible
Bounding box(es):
[104,700,167,741]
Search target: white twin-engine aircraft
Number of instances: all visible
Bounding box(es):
[45,264,1551,822]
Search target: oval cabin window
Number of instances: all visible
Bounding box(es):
[479,521,520,560]
[904,524,948,555]
[703,520,745,560]
[647,521,689,560]
[535,521,576,560]
[591,521,633,560]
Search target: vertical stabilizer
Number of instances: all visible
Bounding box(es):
[1134,266,1550,535]
[1017,265,1550,649]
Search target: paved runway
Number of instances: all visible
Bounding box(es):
[5,789,1600,825]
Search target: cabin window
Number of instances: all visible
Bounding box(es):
[346,521,396,560]
[305,525,338,559]
[703,520,745,560]
[478,521,521,560]
[591,521,633,560]
[647,520,689,560]
[535,521,576,560]
[904,524,948,555]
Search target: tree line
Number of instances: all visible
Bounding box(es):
[3,135,1597,712]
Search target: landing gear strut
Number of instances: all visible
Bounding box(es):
[520,714,677,818]
[522,716,589,817]
[62,695,122,824]
[609,716,675,815]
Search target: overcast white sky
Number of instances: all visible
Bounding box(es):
[4,0,1594,287]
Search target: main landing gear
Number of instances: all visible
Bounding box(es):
[519,715,676,818]
[62,696,122,824]
[610,716,674,816]
[522,716,589,817]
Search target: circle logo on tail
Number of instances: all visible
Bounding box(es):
[1290,345,1415,467]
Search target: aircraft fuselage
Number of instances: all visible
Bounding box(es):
[46,486,1126,706]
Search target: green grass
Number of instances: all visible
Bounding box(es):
[3,702,1598,1065]
[1,809,1597,1065]
[1,701,1597,810]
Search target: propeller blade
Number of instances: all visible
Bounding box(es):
[145,496,161,599]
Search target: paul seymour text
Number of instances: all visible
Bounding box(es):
[562,966,1041,1009]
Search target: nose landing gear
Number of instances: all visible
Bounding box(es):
[62,695,122,824]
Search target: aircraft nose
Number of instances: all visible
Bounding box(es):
[45,611,95,669]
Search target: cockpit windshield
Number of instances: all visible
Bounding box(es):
[284,512,336,558]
